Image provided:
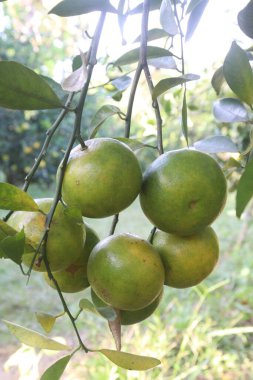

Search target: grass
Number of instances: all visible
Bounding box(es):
[1,188,253,379]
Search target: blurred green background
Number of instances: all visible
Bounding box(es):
[1,1,253,379]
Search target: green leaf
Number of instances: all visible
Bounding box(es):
[95,305,117,321]
[213,98,249,123]
[134,28,169,43]
[90,105,124,139]
[238,0,253,39]
[98,349,161,371]
[79,299,100,315]
[115,137,155,152]
[128,0,162,14]
[186,0,205,14]
[194,136,238,153]
[0,61,62,110]
[182,89,188,145]
[236,159,253,217]
[0,219,36,252]
[110,76,132,91]
[35,313,58,334]
[49,0,116,17]
[41,75,68,102]
[0,229,25,264]
[152,74,199,99]
[40,355,71,380]
[223,42,253,106]
[3,320,71,351]
[72,55,82,71]
[148,56,177,70]
[185,0,209,41]
[211,66,224,95]
[160,0,179,36]
[0,183,39,211]
[114,46,172,67]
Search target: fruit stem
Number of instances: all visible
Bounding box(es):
[23,10,107,354]
[43,253,89,353]
[109,213,119,235]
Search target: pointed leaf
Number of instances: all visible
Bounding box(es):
[211,66,224,95]
[36,313,57,334]
[0,219,36,251]
[236,159,253,217]
[90,290,118,320]
[134,28,169,43]
[40,75,68,102]
[90,105,124,139]
[108,310,121,351]
[79,299,100,315]
[213,98,249,123]
[116,137,155,151]
[129,0,162,14]
[114,46,172,67]
[0,229,25,264]
[3,320,71,351]
[186,0,205,14]
[62,53,87,92]
[160,0,179,36]
[194,136,238,153]
[223,42,253,106]
[182,89,188,144]
[98,349,161,371]
[238,0,253,39]
[148,56,177,69]
[72,55,82,71]
[40,355,71,380]
[152,74,200,99]
[110,76,132,92]
[49,0,117,17]
[185,0,209,41]
[0,183,39,212]
[0,61,62,110]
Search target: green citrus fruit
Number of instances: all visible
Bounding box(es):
[8,198,85,272]
[140,149,227,236]
[60,138,142,218]
[44,223,99,293]
[87,233,165,311]
[91,288,163,325]
[152,226,219,288]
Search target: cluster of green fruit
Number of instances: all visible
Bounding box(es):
[7,137,227,325]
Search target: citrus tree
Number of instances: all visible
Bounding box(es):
[0,0,253,378]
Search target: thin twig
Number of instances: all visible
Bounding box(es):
[29,11,107,351]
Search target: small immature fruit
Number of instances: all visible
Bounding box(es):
[152,226,219,288]
[44,224,99,293]
[91,288,163,325]
[140,149,227,236]
[60,138,142,218]
[8,198,85,272]
[87,233,165,311]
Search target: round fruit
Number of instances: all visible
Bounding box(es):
[152,226,219,288]
[60,138,142,218]
[8,198,85,272]
[140,148,227,236]
[87,233,165,311]
[91,288,163,325]
[44,224,99,293]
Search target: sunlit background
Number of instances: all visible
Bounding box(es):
[1,1,253,379]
